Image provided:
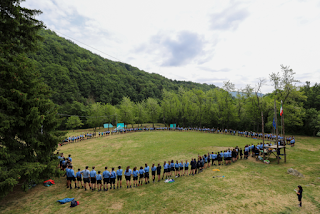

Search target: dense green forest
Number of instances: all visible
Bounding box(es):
[27,29,320,136]
[29,29,216,106]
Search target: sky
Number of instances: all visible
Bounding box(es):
[22,0,320,93]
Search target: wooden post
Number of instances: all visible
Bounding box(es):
[262,111,265,160]
[274,99,279,164]
[282,111,286,163]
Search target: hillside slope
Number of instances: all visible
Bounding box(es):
[29,29,216,105]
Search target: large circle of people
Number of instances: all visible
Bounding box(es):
[58,127,295,191]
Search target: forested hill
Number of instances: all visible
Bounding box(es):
[29,29,216,105]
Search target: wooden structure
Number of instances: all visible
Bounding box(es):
[263,145,286,163]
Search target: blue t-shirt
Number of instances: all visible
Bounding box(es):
[81,169,90,178]
[139,169,145,174]
[76,171,82,178]
[164,163,168,169]
[68,157,72,162]
[110,171,116,178]
[175,163,179,168]
[179,163,183,168]
[67,169,75,177]
[96,174,102,180]
[224,152,228,158]
[116,169,123,176]
[124,169,132,176]
[133,170,139,177]
[144,166,150,173]
[103,170,110,178]
[90,170,96,178]
[151,166,157,171]
[170,163,174,168]
[184,162,189,167]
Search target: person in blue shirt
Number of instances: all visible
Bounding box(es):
[116,166,123,189]
[175,161,179,178]
[156,163,161,182]
[162,161,168,180]
[204,154,208,169]
[96,171,102,191]
[81,166,91,191]
[102,167,110,191]
[124,166,132,188]
[151,164,157,183]
[184,160,189,176]
[144,164,150,184]
[244,146,249,159]
[170,160,174,178]
[132,167,139,187]
[110,168,116,189]
[138,167,145,186]
[66,165,75,189]
[290,137,295,147]
[68,154,72,163]
[179,161,183,176]
[90,166,97,191]
[76,168,83,189]
[224,151,228,165]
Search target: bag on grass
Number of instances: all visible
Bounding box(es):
[70,199,79,207]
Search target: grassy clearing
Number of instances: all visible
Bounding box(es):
[1,131,320,214]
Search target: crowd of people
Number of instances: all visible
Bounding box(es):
[61,127,296,147]
[57,136,290,192]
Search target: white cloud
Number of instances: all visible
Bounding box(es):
[22,0,320,93]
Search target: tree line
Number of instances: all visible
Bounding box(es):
[62,68,320,136]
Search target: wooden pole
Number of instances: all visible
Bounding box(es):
[274,99,279,164]
[262,111,265,160]
[282,105,286,163]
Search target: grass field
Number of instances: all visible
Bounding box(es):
[1,131,320,214]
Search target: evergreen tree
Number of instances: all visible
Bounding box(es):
[0,0,63,197]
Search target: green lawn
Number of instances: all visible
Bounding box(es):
[1,131,320,213]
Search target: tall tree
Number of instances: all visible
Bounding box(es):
[119,97,134,127]
[87,102,105,131]
[0,0,62,197]
[65,116,83,131]
[135,101,147,128]
[146,98,161,128]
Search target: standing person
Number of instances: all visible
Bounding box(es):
[144,163,150,184]
[184,160,189,176]
[217,152,222,166]
[295,185,303,207]
[151,164,157,183]
[162,161,168,180]
[239,148,243,160]
[170,160,174,178]
[68,154,72,163]
[124,166,132,188]
[96,171,102,191]
[255,146,259,160]
[102,167,110,191]
[190,158,195,175]
[207,153,211,167]
[244,146,249,159]
[110,168,116,189]
[132,167,139,187]
[175,161,179,178]
[66,165,75,189]
[179,161,183,176]
[232,149,236,163]
[204,154,208,169]
[81,166,91,191]
[90,166,97,191]
[156,163,162,182]
[116,166,123,189]
[75,168,83,189]
[138,166,145,186]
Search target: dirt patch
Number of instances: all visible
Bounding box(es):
[111,202,123,210]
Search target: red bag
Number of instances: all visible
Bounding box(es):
[43,179,55,184]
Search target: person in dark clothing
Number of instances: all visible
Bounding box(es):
[295,185,303,207]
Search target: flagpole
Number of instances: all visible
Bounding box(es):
[275,99,279,164]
